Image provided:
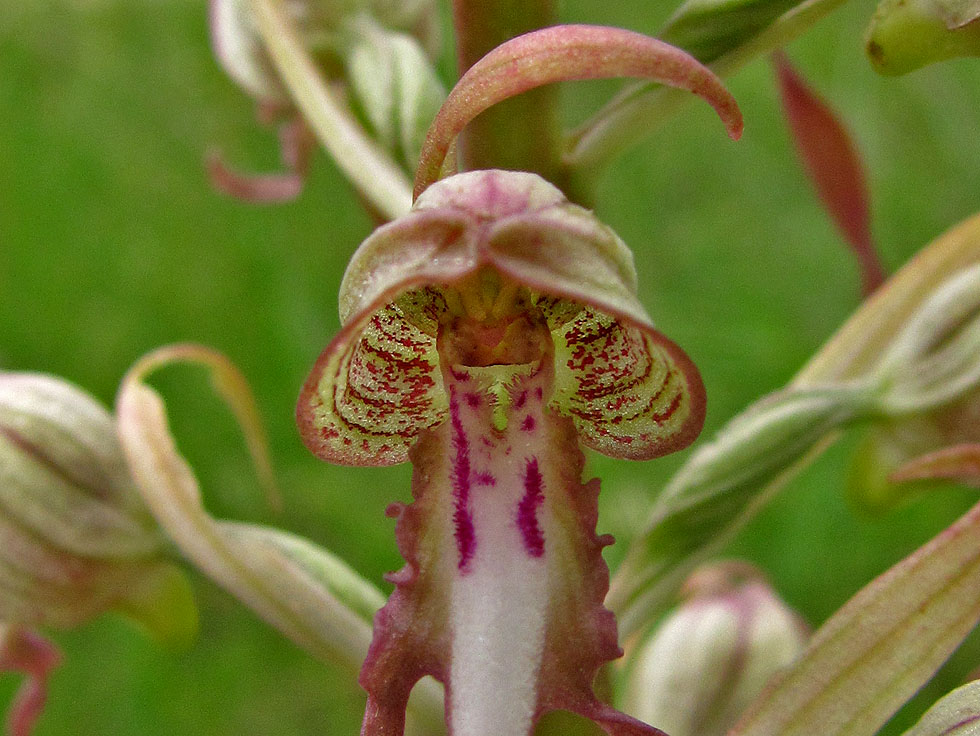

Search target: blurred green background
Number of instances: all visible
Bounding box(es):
[1,0,979,733]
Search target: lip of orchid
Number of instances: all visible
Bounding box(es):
[296,169,707,735]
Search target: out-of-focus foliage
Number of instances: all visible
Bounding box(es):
[1,0,979,734]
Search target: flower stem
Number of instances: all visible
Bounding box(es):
[249,0,413,220]
[449,0,565,187]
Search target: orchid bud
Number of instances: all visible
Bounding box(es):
[866,0,980,75]
[209,0,440,105]
[841,263,980,509]
[344,15,446,170]
[659,0,801,63]
[0,372,195,644]
[870,263,980,415]
[623,561,808,736]
[207,0,442,203]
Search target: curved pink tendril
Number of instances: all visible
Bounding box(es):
[889,443,980,487]
[0,628,62,736]
[207,112,314,203]
[414,24,743,197]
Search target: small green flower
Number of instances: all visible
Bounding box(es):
[624,561,808,736]
[0,372,198,733]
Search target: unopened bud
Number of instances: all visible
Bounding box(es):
[210,0,440,104]
[344,15,446,169]
[624,561,808,736]
[873,263,980,415]
[0,373,195,645]
[659,0,801,63]
[866,0,980,75]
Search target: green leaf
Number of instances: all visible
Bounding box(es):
[732,499,980,736]
[609,384,875,638]
[899,680,980,736]
[660,0,802,63]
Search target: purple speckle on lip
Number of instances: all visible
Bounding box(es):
[474,471,496,486]
[517,457,545,558]
[450,392,476,571]
[520,415,536,432]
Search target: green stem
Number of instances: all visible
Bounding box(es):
[609,383,876,640]
[565,0,851,174]
[449,0,566,188]
[250,0,413,220]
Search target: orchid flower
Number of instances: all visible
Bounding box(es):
[295,168,708,735]
[0,371,200,734]
[285,19,749,733]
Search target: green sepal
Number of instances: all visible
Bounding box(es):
[343,15,446,170]
[660,0,802,63]
[112,561,200,652]
[866,0,980,75]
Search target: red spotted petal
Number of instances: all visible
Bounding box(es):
[297,170,704,466]
[551,306,704,460]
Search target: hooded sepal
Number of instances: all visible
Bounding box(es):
[298,170,705,466]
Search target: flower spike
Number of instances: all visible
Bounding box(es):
[413,25,743,197]
[298,170,705,735]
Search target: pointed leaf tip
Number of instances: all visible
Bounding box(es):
[773,52,885,296]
